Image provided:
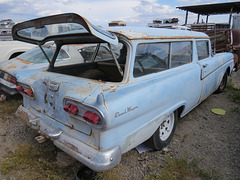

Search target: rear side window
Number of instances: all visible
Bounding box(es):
[196,40,209,60]
[134,41,192,77]
[134,43,170,77]
[171,41,192,68]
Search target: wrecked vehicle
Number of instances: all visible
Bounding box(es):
[13,13,234,171]
[0,42,112,95]
[0,40,35,61]
[0,37,35,62]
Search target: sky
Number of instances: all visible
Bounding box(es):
[0,0,239,27]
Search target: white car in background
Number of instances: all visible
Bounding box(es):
[0,34,36,62]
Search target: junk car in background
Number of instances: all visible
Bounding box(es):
[0,34,35,62]
[13,13,234,171]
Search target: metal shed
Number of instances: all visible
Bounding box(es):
[177,2,240,25]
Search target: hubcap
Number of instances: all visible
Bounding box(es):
[159,112,175,141]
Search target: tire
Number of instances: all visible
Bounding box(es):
[215,72,227,94]
[146,111,178,150]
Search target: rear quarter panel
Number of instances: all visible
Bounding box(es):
[85,62,202,153]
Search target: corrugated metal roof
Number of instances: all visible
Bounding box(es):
[177,2,240,15]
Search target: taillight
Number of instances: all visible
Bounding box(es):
[64,103,79,115]
[24,88,33,96]
[7,75,17,84]
[16,85,24,92]
[16,84,34,98]
[1,70,17,84]
[63,99,104,128]
[83,111,101,124]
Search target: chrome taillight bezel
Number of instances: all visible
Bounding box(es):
[63,97,106,129]
[16,82,35,99]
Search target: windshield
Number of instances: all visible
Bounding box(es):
[18,46,70,63]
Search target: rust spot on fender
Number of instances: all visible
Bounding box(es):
[15,58,31,64]
[6,64,17,69]
[102,85,114,92]
[110,85,120,93]
[44,94,48,104]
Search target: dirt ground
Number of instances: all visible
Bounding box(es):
[0,71,240,180]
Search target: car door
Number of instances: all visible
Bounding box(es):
[197,40,222,100]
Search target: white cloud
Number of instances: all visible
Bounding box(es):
[134,0,175,15]
[55,0,75,4]
[131,0,179,26]
[0,0,13,3]
[5,0,233,26]
[0,0,180,26]
[38,10,63,16]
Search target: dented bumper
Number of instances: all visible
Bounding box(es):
[15,105,121,172]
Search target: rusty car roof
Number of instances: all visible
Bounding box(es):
[107,26,209,40]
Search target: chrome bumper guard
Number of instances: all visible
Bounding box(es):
[15,105,121,172]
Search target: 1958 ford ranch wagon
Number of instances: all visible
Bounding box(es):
[13,13,234,171]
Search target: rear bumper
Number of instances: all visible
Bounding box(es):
[0,78,17,95]
[15,105,121,172]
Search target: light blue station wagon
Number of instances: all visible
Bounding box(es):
[13,13,234,171]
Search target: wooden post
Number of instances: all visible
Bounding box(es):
[206,15,209,23]
[229,7,233,27]
[197,14,200,24]
[185,11,188,25]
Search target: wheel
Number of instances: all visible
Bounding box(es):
[215,72,227,94]
[146,111,178,150]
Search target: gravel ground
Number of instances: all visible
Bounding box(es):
[0,71,239,180]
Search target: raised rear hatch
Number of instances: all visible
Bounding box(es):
[12,13,118,46]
